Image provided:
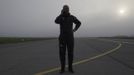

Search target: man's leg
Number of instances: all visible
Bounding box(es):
[67,37,74,73]
[59,37,66,73]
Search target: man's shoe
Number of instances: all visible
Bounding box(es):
[68,69,74,73]
[59,70,65,74]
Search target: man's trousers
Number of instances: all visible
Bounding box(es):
[59,35,74,70]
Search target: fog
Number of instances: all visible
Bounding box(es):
[0,0,134,37]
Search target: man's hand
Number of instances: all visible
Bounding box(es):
[73,29,77,32]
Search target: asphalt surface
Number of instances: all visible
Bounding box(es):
[0,38,134,75]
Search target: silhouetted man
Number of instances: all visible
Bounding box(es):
[55,5,81,73]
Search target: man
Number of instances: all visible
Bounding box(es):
[55,5,81,73]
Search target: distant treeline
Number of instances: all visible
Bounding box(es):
[99,37,134,39]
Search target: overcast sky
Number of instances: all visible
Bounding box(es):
[0,0,134,37]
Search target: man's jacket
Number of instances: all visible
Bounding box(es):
[55,13,81,36]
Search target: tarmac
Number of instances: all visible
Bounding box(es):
[0,38,134,75]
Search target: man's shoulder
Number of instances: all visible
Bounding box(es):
[70,15,77,19]
[70,15,75,17]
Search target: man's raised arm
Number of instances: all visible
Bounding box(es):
[55,15,62,24]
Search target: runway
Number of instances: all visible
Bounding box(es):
[0,38,134,75]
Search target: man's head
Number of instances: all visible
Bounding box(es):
[62,5,69,14]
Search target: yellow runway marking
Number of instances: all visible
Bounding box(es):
[35,40,122,75]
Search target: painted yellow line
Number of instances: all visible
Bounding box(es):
[73,43,122,65]
[34,41,122,75]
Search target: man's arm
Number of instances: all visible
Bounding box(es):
[55,15,62,24]
[73,16,81,32]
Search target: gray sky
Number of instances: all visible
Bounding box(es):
[0,0,134,37]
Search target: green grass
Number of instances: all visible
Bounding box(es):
[0,37,56,44]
